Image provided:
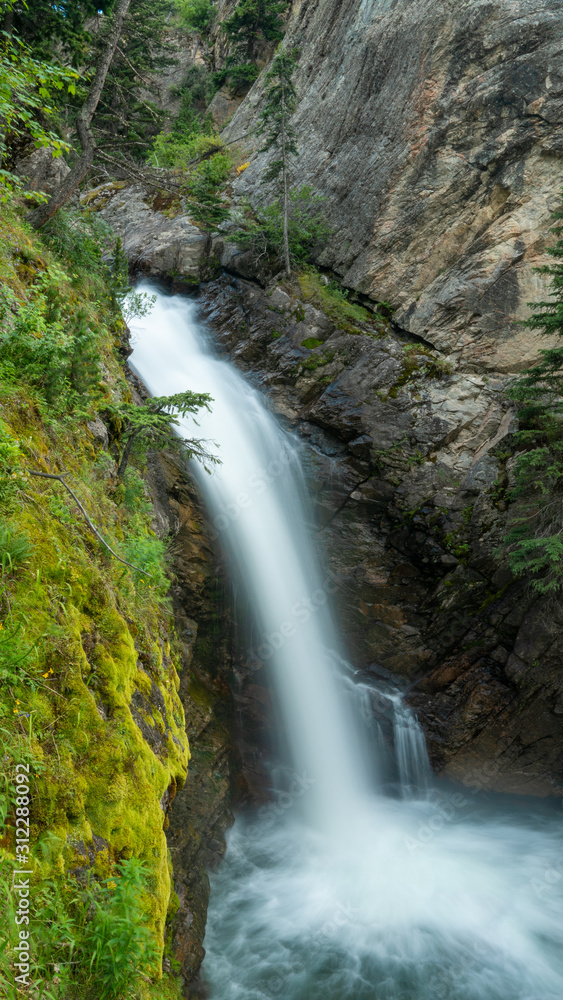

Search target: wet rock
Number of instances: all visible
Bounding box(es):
[196,272,563,797]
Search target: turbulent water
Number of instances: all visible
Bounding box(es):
[130,287,563,1000]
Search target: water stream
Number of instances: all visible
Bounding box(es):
[130,287,563,1000]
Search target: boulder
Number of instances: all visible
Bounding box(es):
[88,183,208,281]
[16,146,70,194]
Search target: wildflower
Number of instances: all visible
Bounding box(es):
[43,671,50,678]
[237,162,250,174]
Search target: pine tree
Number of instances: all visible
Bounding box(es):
[505,195,563,592]
[110,390,218,479]
[224,0,287,64]
[257,45,298,277]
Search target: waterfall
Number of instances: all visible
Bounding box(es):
[129,286,563,1000]
[129,287,366,830]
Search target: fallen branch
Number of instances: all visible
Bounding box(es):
[27,471,150,578]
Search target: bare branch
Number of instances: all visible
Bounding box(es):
[28,471,151,577]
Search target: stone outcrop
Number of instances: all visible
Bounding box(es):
[224,0,563,372]
[16,146,70,194]
[91,183,208,282]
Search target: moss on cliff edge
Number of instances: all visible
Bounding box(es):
[0,204,189,998]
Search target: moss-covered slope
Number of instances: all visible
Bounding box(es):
[0,204,189,998]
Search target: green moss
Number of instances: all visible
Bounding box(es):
[0,201,189,998]
[296,267,390,337]
[301,337,323,349]
[389,343,453,396]
[298,351,335,373]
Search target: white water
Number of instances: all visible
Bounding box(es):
[129,287,563,1000]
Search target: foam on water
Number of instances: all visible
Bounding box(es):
[129,287,563,1000]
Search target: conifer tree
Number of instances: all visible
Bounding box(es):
[257,45,298,277]
[224,0,287,64]
[506,195,563,591]
[110,390,218,479]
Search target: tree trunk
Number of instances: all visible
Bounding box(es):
[116,429,139,479]
[27,0,132,229]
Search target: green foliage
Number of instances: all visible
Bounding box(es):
[298,350,334,373]
[88,0,175,161]
[0,422,26,512]
[223,0,288,62]
[0,265,102,408]
[186,150,232,229]
[228,186,331,268]
[10,1,116,65]
[174,0,215,34]
[0,25,77,199]
[109,390,219,478]
[297,268,375,332]
[0,200,189,1000]
[301,337,323,349]
[0,856,158,999]
[0,521,32,574]
[151,130,222,170]
[85,859,160,997]
[257,45,298,182]
[503,192,563,592]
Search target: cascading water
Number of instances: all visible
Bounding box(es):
[130,286,563,1000]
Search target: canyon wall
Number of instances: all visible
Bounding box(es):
[98,0,563,818]
[226,0,563,372]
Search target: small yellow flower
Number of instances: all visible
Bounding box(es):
[237,161,250,174]
[43,672,50,678]
[0,623,3,630]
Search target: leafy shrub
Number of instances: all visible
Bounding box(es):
[228,185,331,268]
[84,859,160,998]
[0,22,77,200]
[150,130,223,170]
[174,0,216,34]
[0,266,99,405]
[0,857,158,999]
[187,150,232,228]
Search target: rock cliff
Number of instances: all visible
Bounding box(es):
[225,0,563,372]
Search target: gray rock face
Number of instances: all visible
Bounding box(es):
[224,0,563,371]
[16,147,70,194]
[91,183,208,280]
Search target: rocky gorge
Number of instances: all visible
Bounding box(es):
[28,0,563,992]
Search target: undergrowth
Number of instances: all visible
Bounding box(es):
[0,201,189,998]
